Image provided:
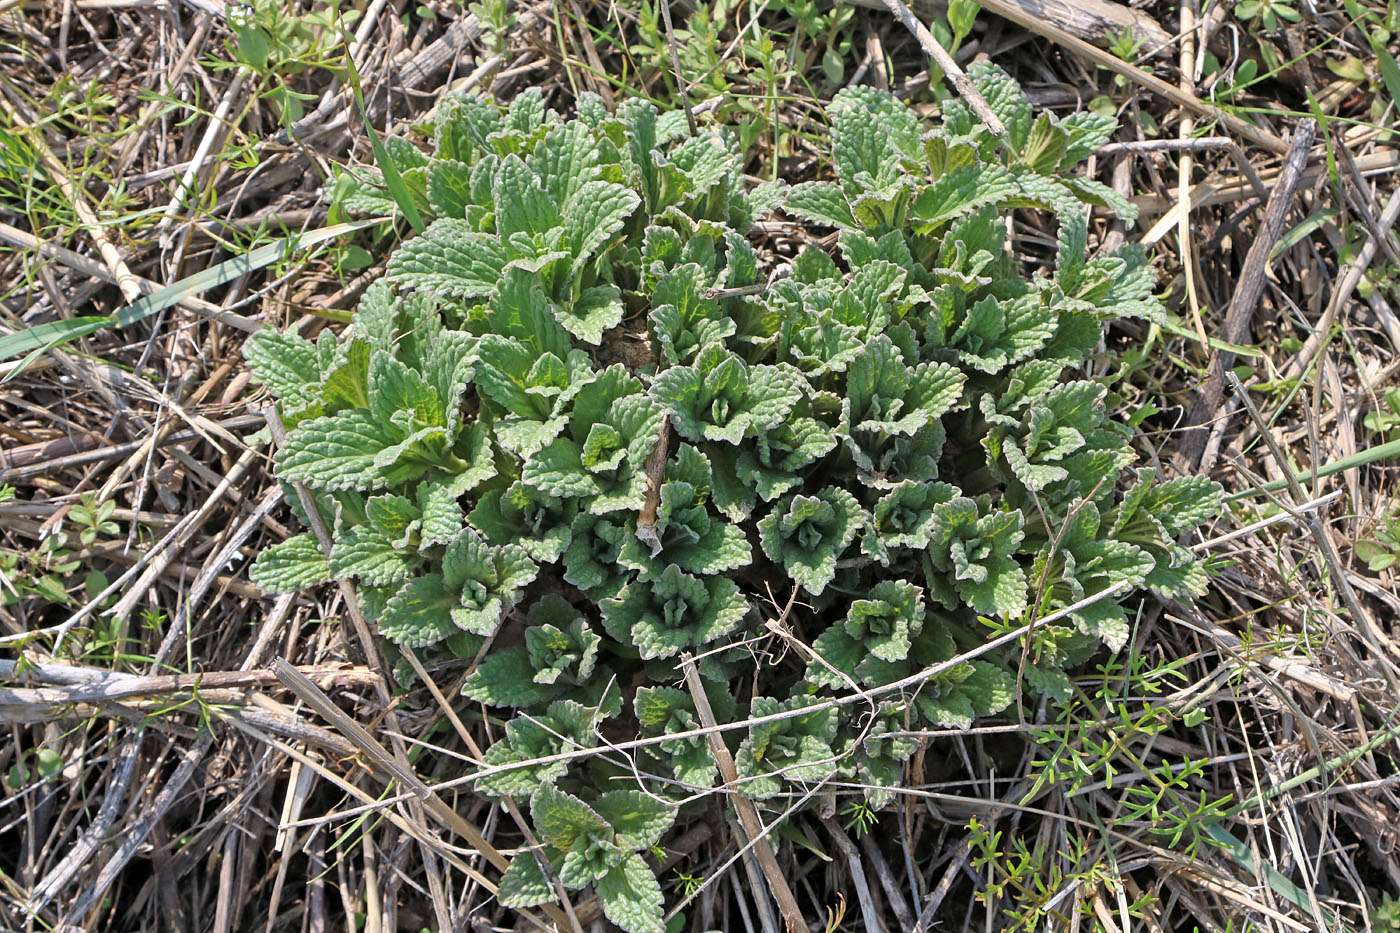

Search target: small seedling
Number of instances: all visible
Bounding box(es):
[68,495,119,547]
[1355,505,1400,572]
[1235,0,1301,33]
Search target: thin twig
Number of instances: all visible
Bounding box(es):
[1179,119,1315,469]
[680,654,807,933]
[974,0,1289,154]
[878,0,1005,137]
[658,0,698,137]
[268,658,569,932]
[1094,136,1234,154]
[1280,186,1400,384]
[1224,371,1400,695]
[819,816,886,933]
[60,733,213,926]
[24,730,144,916]
[398,647,585,933]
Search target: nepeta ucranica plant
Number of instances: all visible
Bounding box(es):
[245,67,1220,932]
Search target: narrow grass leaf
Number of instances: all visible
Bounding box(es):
[1369,37,1400,126]
[342,37,425,234]
[0,316,112,364]
[1226,437,1400,500]
[0,221,376,366]
[114,221,378,329]
[0,317,111,382]
[1201,821,1319,916]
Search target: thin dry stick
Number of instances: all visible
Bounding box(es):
[1193,488,1343,551]
[729,815,781,933]
[1170,611,1356,702]
[269,658,569,933]
[1179,118,1316,470]
[156,69,248,248]
[145,483,285,667]
[1094,137,1267,201]
[878,0,1005,137]
[1280,186,1400,384]
[360,833,382,933]
[858,831,917,930]
[1095,137,1234,154]
[0,101,146,303]
[1132,149,1397,217]
[0,664,375,704]
[566,0,616,108]
[1336,138,1400,269]
[1177,0,1208,352]
[680,655,807,933]
[24,730,144,916]
[261,411,572,931]
[272,661,435,802]
[60,734,213,927]
[222,713,497,879]
[0,221,258,332]
[819,816,886,933]
[973,0,1289,154]
[111,13,214,177]
[31,444,262,657]
[92,392,256,508]
[0,414,265,484]
[109,452,274,628]
[398,648,586,933]
[657,0,698,137]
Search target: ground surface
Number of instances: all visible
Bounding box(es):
[1,0,1399,930]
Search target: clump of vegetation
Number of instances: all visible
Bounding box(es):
[244,67,1220,932]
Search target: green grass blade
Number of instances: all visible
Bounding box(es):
[112,220,377,329]
[0,316,112,368]
[1224,720,1400,816]
[0,220,377,364]
[341,37,425,234]
[1201,821,1320,917]
[1225,437,1400,501]
[1270,208,1338,261]
[1161,313,1263,357]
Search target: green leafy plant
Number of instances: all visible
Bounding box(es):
[0,492,127,622]
[671,869,704,899]
[633,684,732,788]
[1204,53,1262,104]
[734,695,840,799]
[1373,892,1400,933]
[1234,0,1301,33]
[969,644,1236,930]
[1355,503,1400,572]
[0,535,78,609]
[68,495,119,547]
[4,745,63,790]
[772,0,857,85]
[1104,28,1150,94]
[841,799,879,836]
[225,0,360,123]
[498,783,677,933]
[246,70,1221,930]
[466,0,516,52]
[1364,386,1400,442]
